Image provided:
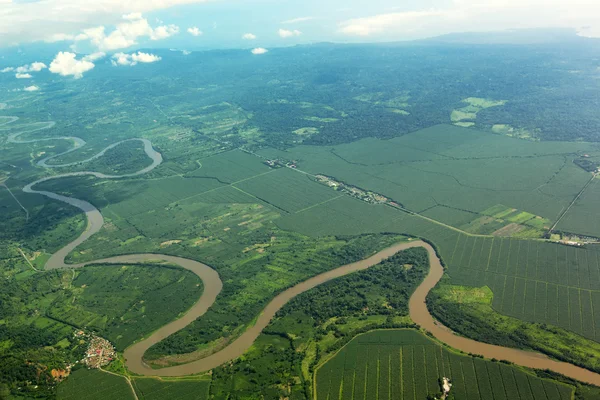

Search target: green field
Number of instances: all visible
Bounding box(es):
[48,264,202,350]
[259,124,592,232]
[315,330,574,400]
[57,369,135,400]
[132,377,210,400]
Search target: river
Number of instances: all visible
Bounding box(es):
[4,114,600,385]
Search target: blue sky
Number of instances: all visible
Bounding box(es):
[0,0,598,81]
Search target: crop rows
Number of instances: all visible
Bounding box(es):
[235,167,341,214]
[316,330,572,400]
[445,235,600,341]
[132,377,210,400]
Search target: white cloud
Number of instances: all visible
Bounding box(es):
[47,14,179,51]
[1,67,14,73]
[49,51,95,79]
[15,73,32,79]
[0,1,213,46]
[281,17,315,24]
[24,85,40,92]
[338,1,600,39]
[339,10,447,37]
[278,29,302,38]
[111,51,162,66]
[83,52,106,62]
[187,26,203,37]
[182,50,192,55]
[11,62,48,75]
[152,24,180,40]
[122,12,143,21]
[251,47,268,55]
[242,33,257,40]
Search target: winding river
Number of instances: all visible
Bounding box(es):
[3,115,600,385]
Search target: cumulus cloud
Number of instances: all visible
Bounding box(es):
[83,52,106,62]
[24,85,40,92]
[278,29,302,38]
[10,62,48,75]
[281,17,314,24]
[47,14,179,51]
[187,26,203,36]
[1,1,213,45]
[182,50,192,55]
[111,51,162,66]
[152,24,179,40]
[242,33,257,40]
[251,47,268,55]
[123,12,143,21]
[49,52,95,79]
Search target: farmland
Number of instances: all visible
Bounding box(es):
[260,124,593,233]
[57,369,135,400]
[315,329,574,400]
[48,264,202,350]
[132,376,210,400]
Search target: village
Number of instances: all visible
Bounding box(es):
[74,330,116,369]
[314,174,392,205]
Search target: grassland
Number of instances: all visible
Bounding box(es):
[57,369,135,400]
[315,330,576,400]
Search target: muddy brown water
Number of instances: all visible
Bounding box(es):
[8,115,600,384]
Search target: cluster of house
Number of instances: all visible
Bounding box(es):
[315,174,391,205]
[74,331,116,369]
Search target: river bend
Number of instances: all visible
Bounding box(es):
[4,115,600,385]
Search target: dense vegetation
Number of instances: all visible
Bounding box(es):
[48,264,202,350]
[0,263,200,398]
[144,233,409,363]
[428,283,600,374]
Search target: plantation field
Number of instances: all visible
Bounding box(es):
[186,149,271,183]
[259,124,594,234]
[57,369,135,400]
[315,330,573,400]
[277,195,600,345]
[235,167,342,213]
[132,377,210,400]
[48,264,202,350]
[556,177,600,237]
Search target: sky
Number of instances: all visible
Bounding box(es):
[0,0,599,80]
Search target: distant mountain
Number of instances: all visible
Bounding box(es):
[421,28,592,45]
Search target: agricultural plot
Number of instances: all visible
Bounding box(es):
[556,177,600,238]
[186,149,271,184]
[234,167,341,213]
[443,237,600,342]
[450,97,507,126]
[261,124,591,230]
[315,330,573,400]
[48,264,202,350]
[132,377,210,400]
[57,369,135,400]
[278,190,600,343]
